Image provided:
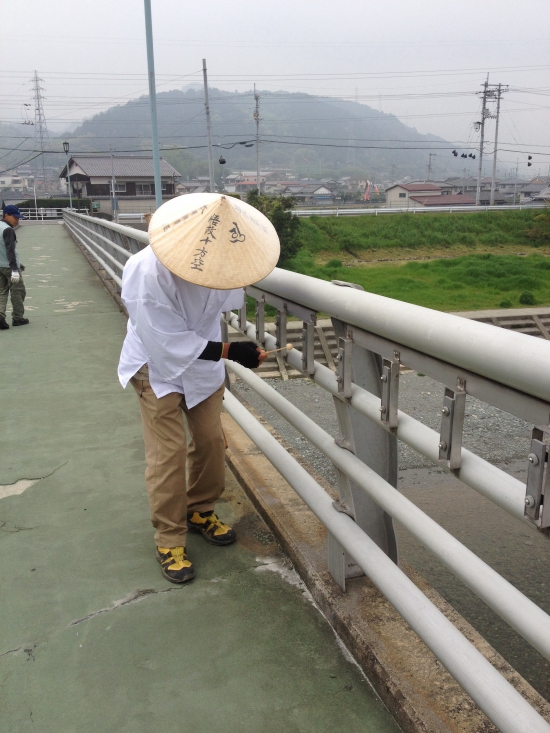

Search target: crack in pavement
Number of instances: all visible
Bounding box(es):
[0,462,68,501]
[68,563,275,627]
[68,588,162,626]
[0,643,39,662]
[0,521,36,533]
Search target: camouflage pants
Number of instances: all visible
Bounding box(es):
[0,267,26,320]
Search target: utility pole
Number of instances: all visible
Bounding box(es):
[427,153,433,181]
[490,83,508,205]
[475,77,489,206]
[110,149,118,222]
[32,71,49,195]
[143,0,162,209]
[254,84,261,193]
[202,59,215,194]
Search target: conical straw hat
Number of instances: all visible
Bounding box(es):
[148,193,280,289]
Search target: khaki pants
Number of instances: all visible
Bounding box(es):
[0,267,25,320]
[131,378,226,548]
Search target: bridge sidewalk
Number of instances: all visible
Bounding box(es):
[0,224,399,733]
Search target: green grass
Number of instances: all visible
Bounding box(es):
[289,252,550,311]
[296,210,543,256]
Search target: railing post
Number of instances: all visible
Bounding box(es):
[329,316,399,579]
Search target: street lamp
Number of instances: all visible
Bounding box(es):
[63,141,73,210]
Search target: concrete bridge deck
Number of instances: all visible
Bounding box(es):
[0,224,400,732]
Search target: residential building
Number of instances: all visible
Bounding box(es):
[278,182,335,204]
[0,172,33,193]
[385,182,446,208]
[59,155,181,214]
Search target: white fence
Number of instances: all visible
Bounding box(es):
[293,203,544,217]
[17,207,89,221]
[62,210,550,733]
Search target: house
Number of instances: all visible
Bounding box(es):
[59,155,181,214]
[408,194,476,208]
[0,172,33,193]
[519,179,550,203]
[385,182,446,208]
[278,183,335,204]
[338,176,368,192]
[526,185,550,204]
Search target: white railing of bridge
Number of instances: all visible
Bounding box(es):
[293,203,542,217]
[16,207,89,221]
[62,210,550,733]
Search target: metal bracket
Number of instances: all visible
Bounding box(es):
[275,307,287,351]
[335,336,353,400]
[380,352,400,431]
[438,379,466,471]
[301,320,316,376]
[328,467,362,590]
[255,300,265,346]
[238,304,247,333]
[525,428,550,528]
[246,285,317,325]
[332,394,356,453]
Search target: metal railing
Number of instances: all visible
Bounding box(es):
[293,202,542,217]
[18,207,89,221]
[62,210,550,733]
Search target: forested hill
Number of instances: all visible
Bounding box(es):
[66,87,460,181]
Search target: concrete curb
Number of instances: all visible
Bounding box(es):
[222,396,550,733]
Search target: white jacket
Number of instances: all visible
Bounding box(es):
[118,246,244,408]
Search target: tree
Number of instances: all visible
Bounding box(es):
[246,190,302,265]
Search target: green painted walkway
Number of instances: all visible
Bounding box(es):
[0,224,400,733]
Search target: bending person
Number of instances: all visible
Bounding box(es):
[118,194,280,583]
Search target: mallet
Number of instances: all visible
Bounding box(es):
[263,343,293,356]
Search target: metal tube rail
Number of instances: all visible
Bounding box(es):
[226,312,527,520]
[223,390,550,733]
[64,211,149,244]
[64,219,123,287]
[256,269,550,403]
[226,360,550,662]
[65,219,128,273]
[66,216,133,260]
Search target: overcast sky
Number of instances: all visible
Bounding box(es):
[2,0,549,176]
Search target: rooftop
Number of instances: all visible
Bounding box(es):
[60,155,181,179]
[409,194,477,205]
[388,182,442,192]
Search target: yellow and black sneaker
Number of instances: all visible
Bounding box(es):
[156,546,195,584]
[187,511,237,546]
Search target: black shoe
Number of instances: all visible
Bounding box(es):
[187,511,237,545]
[0,315,8,330]
[12,318,29,327]
[156,546,195,584]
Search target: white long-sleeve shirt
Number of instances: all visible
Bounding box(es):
[118,246,244,408]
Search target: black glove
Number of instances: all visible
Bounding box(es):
[227,341,261,369]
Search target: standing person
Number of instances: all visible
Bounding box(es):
[0,205,29,330]
[118,193,280,584]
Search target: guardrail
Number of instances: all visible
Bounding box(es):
[17,207,89,221]
[293,203,543,217]
[62,210,550,733]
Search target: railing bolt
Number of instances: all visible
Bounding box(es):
[381,375,388,382]
[525,495,536,508]
[439,441,447,450]
[441,406,450,416]
[380,406,387,414]
[528,453,539,466]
